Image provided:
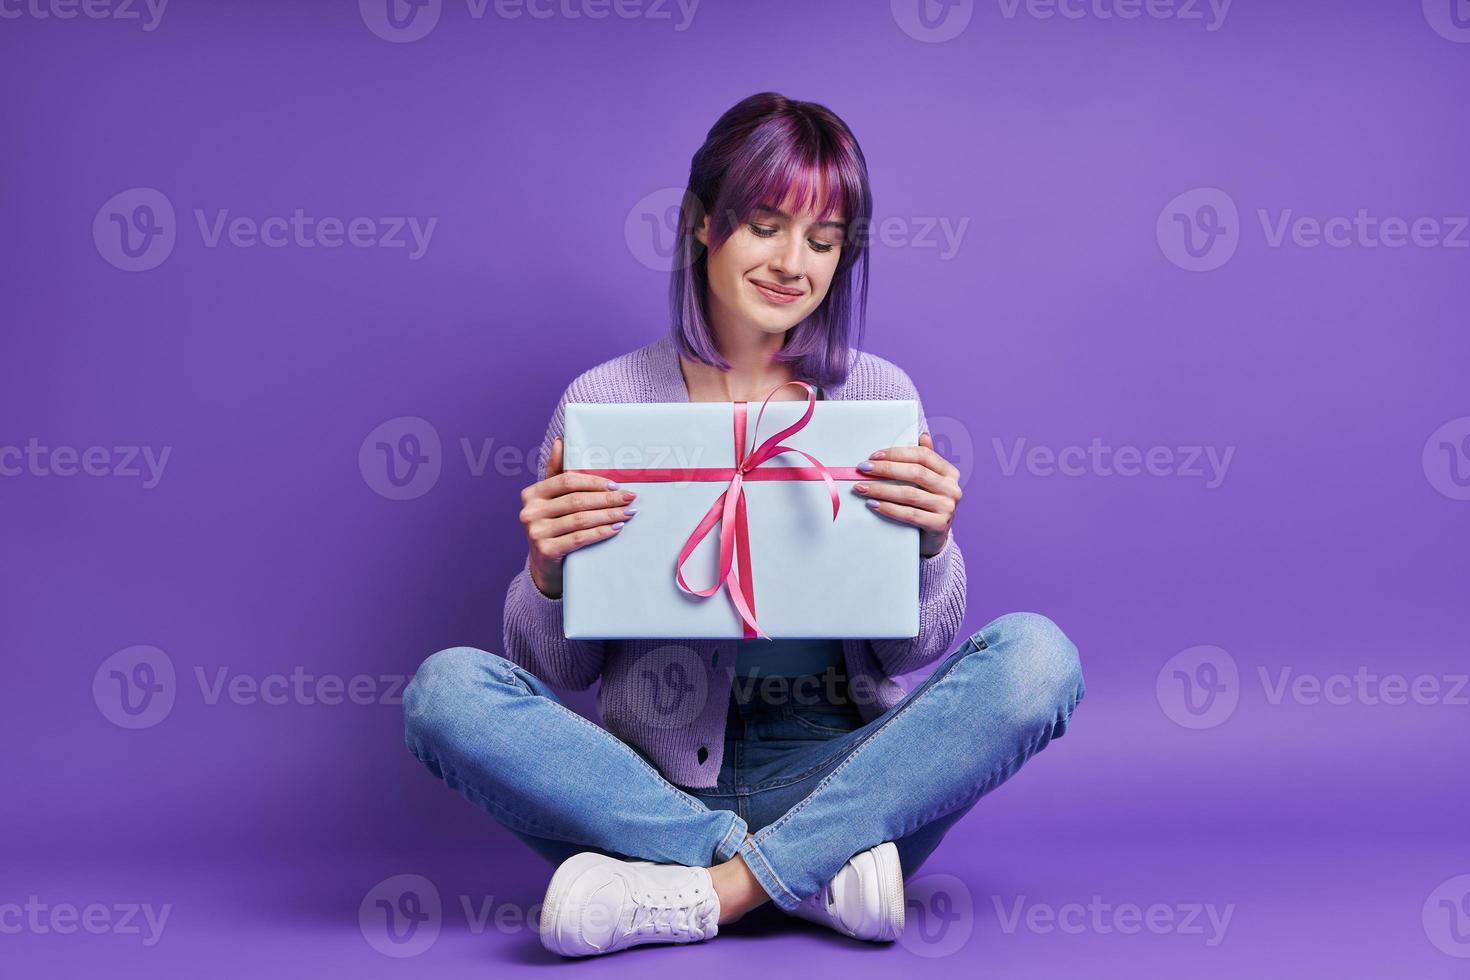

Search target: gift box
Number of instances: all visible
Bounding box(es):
[562,384,919,639]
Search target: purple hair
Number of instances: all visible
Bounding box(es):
[669,92,873,389]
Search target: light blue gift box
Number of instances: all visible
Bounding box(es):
[562,399,919,639]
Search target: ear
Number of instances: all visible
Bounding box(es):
[693,213,709,248]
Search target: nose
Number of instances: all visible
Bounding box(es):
[768,234,809,284]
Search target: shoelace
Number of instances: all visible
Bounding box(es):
[629,889,715,938]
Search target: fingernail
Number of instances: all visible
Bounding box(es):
[606,481,620,490]
[854,483,869,493]
[865,499,881,510]
[622,490,638,502]
[857,460,875,472]
[870,450,886,460]
[612,521,626,530]
[625,506,639,516]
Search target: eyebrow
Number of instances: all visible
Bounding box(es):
[753,203,846,231]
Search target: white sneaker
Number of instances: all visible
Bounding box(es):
[539,852,721,957]
[787,841,905,942]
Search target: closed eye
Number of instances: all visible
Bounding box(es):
[749,222,839,254]
[746,220,840,255]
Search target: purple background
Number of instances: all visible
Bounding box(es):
[3,0,1468,975]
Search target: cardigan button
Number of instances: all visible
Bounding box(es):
[697,746,708,764]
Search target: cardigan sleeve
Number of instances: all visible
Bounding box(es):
[501,379,608,691]
[864,366,969,677]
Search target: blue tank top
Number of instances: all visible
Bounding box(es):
[733,638,845,678]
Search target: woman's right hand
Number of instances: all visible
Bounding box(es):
[520,438,639,599]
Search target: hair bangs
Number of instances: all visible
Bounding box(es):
[670,93,873,389]
[707,119,863,252]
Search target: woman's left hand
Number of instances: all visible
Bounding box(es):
[853,432,962,558]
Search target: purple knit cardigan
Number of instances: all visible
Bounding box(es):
[501,335,968,788]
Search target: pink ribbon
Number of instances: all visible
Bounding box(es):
[569,380,861,640]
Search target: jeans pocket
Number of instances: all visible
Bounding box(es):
[790,711,861,737]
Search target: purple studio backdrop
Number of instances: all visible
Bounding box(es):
[2,0,1468,976]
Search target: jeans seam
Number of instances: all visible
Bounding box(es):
[416,746,572,839]
[790,715,861,737]
[714,814,747,863]
[416,734,738,863]
[749,637,983,847]
[906,739,1032,833]
[906,687,1082,831]
[517,671,716,820]
[738,837,799,909]
[737,740,861,793]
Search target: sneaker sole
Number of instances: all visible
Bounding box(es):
[539,852,620,956]
[870,842,905,942]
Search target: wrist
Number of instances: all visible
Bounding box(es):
[920,531,950,559]
[529,557,563,600]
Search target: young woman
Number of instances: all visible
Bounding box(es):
[403,92,1084,958]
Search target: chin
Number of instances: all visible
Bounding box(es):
[747,306,807,334]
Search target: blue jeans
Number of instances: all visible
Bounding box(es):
[403,612,1083,911]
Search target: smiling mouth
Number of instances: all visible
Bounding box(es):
[749,278,805,304]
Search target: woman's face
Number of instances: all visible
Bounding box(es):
[696,191,845,339]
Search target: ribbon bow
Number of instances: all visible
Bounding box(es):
[569,381,864,639]
[672,380,851,640]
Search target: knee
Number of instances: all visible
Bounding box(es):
[975,612,1084,719]
[403,646,506,745]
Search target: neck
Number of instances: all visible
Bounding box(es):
[688,296,797,401]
